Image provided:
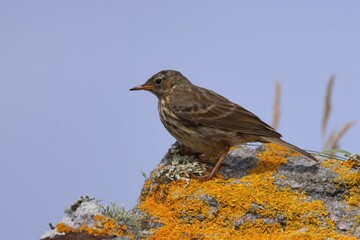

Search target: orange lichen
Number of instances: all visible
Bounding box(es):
[229,146,237,152]
[56,222,76,234]
[56,215,132,239]
[138,144,357,239]
[323,159,360,207]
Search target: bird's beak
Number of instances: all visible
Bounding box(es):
[129,84,154,91]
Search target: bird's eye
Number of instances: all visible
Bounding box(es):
[155,78,162,85]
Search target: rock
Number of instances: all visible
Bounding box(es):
[41,196,146,240]
[138,142,360,239]
[40,142,360,239]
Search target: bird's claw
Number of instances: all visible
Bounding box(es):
[190,173,214,181]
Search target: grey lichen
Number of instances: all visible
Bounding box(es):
[41,196,149,239]
[101,202,150,238]
[153,154,204,185]
[64,195,95,215]
[41,196,102,239]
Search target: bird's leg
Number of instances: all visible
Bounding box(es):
[196,149,229,181]
[197,154,218,164]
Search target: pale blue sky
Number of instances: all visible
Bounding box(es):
[0,1,359,239]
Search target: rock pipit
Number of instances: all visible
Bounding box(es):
[130,70,317,180]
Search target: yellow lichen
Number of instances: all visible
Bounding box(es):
[56,215,132,238]
[56,222,76,234]
[138,144,357,239]
[323,159,360,207]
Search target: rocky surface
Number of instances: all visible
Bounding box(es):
[41,142,360,239]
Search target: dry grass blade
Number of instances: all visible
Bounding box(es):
[322,75,335,137]
[272,80,281,130]
[328,121,356,149]
[323,130,336,151]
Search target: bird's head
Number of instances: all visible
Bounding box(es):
[130,70,191,98]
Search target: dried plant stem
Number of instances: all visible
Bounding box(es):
[323,130,336,151]
[272,80,281,130]
[322,75,335,137]
[327,121,356,149]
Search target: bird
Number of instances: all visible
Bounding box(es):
[130,70,317,180]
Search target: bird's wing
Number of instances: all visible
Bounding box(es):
[170,86,281,138]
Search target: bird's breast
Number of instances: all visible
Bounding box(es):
[157,98,231,156]
[158,98,182,135]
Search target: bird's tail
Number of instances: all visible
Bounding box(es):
[260,137,318,162]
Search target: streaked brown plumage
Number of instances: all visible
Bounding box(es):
[130,70,317,180]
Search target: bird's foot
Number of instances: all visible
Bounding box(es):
[190,172,215,181]
[191,150,229,181]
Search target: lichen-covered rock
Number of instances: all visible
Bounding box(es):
[137,142,360,239]
[41,196,145,240]
[41,142,360,239]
